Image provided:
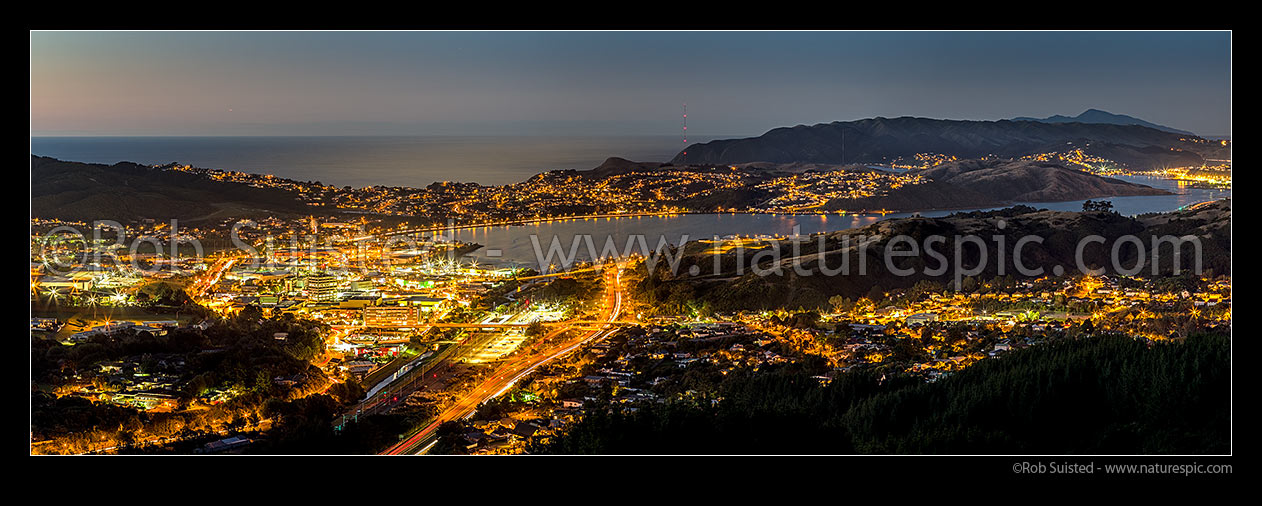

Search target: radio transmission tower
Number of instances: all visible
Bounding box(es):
[682,103,688,157]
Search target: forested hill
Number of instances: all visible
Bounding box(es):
[538,333,1230,454]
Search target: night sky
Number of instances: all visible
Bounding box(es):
[30,31,1232,138]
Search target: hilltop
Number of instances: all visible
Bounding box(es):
[30,156,315,223]
[1012,108,1198,136]
[671,116,1219,169]
[578,157,671,178]
[822,158,1168,212]
[918,159,1168,202]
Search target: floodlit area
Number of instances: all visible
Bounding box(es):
[465,310,545,363]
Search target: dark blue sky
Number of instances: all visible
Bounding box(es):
[30,31,1232,137]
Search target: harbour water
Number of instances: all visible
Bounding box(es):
[448,175,1229,268]
[29,136,1229,269]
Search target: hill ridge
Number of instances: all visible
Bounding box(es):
[672,116,1216,168]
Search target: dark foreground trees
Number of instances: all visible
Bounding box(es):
[537,333,1229,454]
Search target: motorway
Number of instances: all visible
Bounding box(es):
[380,262,625,455]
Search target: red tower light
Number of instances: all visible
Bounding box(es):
[682,103,688,153]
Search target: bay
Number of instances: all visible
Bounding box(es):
[448,175,1230,269]
[29,136,1229,271]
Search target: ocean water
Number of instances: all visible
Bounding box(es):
[30,135,719,188]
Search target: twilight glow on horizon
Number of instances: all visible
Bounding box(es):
[31,31,1231,138]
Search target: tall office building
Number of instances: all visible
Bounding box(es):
[307,274,337,302]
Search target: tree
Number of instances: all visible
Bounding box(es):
[526,320,547,339]
[828,295,853,314]
[909,279,943,301]
[865,284,885,303]
[685,299,713,319]
[429,420,470,455]
[328,381,365,406]
[1083,200,1114,213]
[1079,319,1095,335]
[833,322,853,342]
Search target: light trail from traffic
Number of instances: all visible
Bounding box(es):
[381,262,625,455]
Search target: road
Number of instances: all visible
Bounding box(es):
[343,310,540,418]
[381,262,625,455]
[189,255,237,299]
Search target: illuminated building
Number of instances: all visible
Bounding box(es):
[307,274,337,302]
[364,305,421,328]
